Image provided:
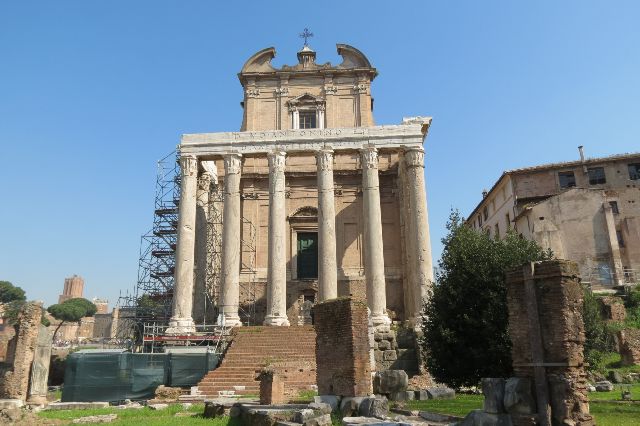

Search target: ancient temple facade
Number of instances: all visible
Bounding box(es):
[166,43,433,334]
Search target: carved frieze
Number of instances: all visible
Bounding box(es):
[245,88,260,98]
[404,148,425,168]
[324,85,338,95]
[353,84,368,94]
[274,87,289,96]
[223,153,243,175]
[180,155,198,177]
[316,148,334,171]
[360,147,378,170]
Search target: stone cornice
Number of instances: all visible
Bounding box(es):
[180,121,431,156]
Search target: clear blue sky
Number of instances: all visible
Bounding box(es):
[1,1,639,307]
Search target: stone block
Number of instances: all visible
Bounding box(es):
[595,381,614,392]
[304,413,332,426]
[340,397,366,417]
[313,395,340,412]
[342,417,399,425]
[426,387,455,399]
[377,340,391,350]
[308,402,332,415]
[482,378,505,414]
[358,396,388,418]
[414,390,429,400]
[203,401,225,418]
[383,350,397,361]
[47,402,109,410]
[72,414,118,424]
[148,403,169,410]
[373,370,408,394]
[389,390,414,401]
[503,378,535,415]
[0,400,23,410]
[294,408,316,423]
[458,409,512,426]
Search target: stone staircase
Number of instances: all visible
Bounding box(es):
[196,326,317,398]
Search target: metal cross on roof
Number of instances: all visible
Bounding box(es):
[299,28,314,46]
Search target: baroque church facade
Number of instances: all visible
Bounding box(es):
[166,43,434,333]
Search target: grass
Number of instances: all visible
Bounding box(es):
[600,351,640,375]
[405,394,483,417]
[404,389,640,425]
[38,403,242,426]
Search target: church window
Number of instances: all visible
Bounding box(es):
[299,110,317,129]
[558,171,576,189]
[609,201,619,214]
[628,163,640,180]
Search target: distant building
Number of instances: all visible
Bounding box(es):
[58,275,84,303]
[467,148,640,289]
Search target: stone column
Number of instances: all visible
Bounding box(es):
[317,148,338,301]
[220,153,243,327]
[193,170,211,324]
[404,147,434,326]
[264,150,290,326]
[360,146,391,329]
[166,155,198,334]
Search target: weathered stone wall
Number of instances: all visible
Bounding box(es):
[0,302,42,400]
[619,328,640,366]
[506,260,593,425]
[599,296,626,322]
[314,297,372,397]
[28,324,53,403]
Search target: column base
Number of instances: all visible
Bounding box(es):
[165,317,195,335]
[221,313,243,328]
[370,313,392,332]
[263,315,290,326]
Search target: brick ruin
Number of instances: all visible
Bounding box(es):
[0,302,52,402]
[506,260,594,426]
[598,296,626,322]
[618,328,640,366]
[313,297,372,397]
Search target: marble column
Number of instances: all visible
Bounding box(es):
[404,147,434,326]
[317,148,338,301]
[166,155,198,334]
[220,153,243,327]
[264,150,290,326]
[193,170,211,324]
[360,146,391,329]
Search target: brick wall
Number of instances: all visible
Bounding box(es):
[313,297,372,397]
[599,296,626,322]
[506,260,593,426]
[0,302,42,400]
[619,328,640,366]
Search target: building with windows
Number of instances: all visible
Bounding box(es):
[467,148,640,289]
[165,43,435,333]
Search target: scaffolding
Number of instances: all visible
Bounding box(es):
[117,151,259,349]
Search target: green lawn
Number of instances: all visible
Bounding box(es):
[405,390,640,425]
[38,404,240,426]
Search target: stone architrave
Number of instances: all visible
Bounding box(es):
[264,150,290,326]
[403,147,433,325]
[166,155,198,334]
[193,170,211,324]
[316,148,338,301]
[220,153,243,327]
[360,146,391,329]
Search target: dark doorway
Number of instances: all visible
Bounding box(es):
[297,232,318,279]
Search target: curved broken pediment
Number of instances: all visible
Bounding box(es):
[336,44,372,68]
[241,47,277,73]
[289,206,318,218]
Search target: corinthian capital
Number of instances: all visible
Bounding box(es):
[404,148,425,168]
[180,155,198,177]
[316,148,334,172]
[360,146,378,170]
[268,150,287,172]
[223,153,243,175]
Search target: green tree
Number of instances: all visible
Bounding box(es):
[582,288,615,370]
[421,210,553,388]
[0,281,26,303]
[47,298,97,340]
